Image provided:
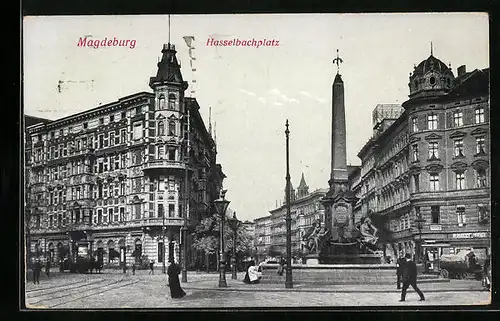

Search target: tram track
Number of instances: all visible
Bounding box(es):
[27,278,138,307]
[48,279,140,308]
[26,278,107,297]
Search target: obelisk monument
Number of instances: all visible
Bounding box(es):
[322,50,359,243]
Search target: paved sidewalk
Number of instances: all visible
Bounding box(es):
[25,269,487,293]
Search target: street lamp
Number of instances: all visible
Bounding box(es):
[415,215,426,263]
[227,211,240,280]
[285,120,293,288]
[214,189,230,287]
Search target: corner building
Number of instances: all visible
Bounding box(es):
[25,43,225,268]
[351,53,490,270]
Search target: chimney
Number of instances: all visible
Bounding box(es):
[457,65,466,77]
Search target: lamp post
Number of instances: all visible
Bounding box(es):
[162,210,166,274]
[415,216,425,263]
[214,189,230,287]
[227,211,240,280]
[285,120,293,288]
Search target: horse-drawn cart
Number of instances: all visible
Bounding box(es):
[439,252,483,280]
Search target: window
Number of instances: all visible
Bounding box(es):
[159,95,166,110]
[99,135,104,149]
[108,208,113,222]
[455,171,465,190]
[168,121,176,136]
[121,111,126,119]
[120,207,125,221]
[114,155,120,170]
[110,132,115,147]
[475,108,485,124]
[168,94,176,110]
[120,129,126,144]
[133,122,143,140]
[158,121,165,136]
[49,215,53,228]
[99,118,104,125]
[110,115,114,122]
[83,122,88,129]
[478,205,488,223]
[454,139,464,157]
[168,148,176,161]
[453,111,463,127]
[51,132,55,139]
[431,206,440,224]
[158,145,165,159]
[412,117,418,132]
[457,206,466,226]
[36,215,40,228]
[476,168,487,187]
[114,132,120,145]
[121,153,126,168]
[97,209,102,224]
[158,204,164,218]
[429,173,440,191]
[136,106,142,115]
[476,137,486,154]
[168,204,175,217]
[412,144,419,162]
[427,113,438,130]
[428,142,439,159]
[120,181,125,195]
[413,174,420,192]
[134,203,141,220]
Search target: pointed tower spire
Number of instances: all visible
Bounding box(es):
[430,41,433,56]
[297,172,309,198]
[214,121,217,151]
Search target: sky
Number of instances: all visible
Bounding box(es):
[23,13,489,223]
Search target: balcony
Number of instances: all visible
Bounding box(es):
[143,159,187,172]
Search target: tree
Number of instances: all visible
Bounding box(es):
[191,212,256,271]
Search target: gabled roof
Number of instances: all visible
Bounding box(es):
[448,68,489,97]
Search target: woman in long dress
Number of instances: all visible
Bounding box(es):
[243,260,262,284]
[167,259,186,298]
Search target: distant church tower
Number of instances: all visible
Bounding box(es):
[297,173,309,198]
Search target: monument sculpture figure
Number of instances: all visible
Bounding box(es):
[358,216,379,253]
[301,219,330,255]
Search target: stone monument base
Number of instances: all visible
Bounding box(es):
[304,254,320,265]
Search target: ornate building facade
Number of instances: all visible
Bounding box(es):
[25,43,225,268]
[350,53,490,269]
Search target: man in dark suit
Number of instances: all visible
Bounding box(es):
[399,253,425,302]
[396,253,406,289]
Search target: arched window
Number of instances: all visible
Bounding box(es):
[168,94,176,110]
[158,95,166,110]
[158,121,165,136]
[168,121,176,136]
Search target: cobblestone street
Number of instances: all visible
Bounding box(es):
[24,270,490,309]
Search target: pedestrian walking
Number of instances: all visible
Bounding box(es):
[399,253,425,302]
[396,254,406,289]
[33,258,41,285]
[89,256,95,274]
[149,259,155,275]
[277,258,286,276]
[167,259,186,299]
[45,259,51,278]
